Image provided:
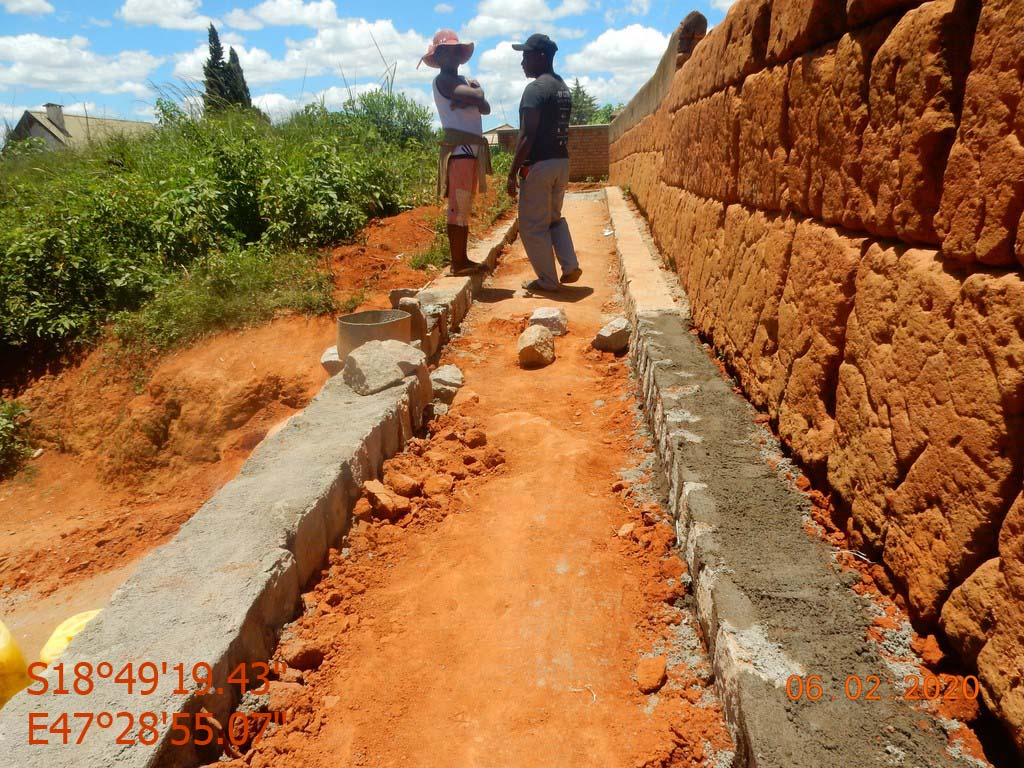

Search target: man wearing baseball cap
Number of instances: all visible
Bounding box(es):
[506,33,582,293]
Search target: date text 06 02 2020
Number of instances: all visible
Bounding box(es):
[27,710,289,747]
[786,674,981,702]
[25,661,287,697]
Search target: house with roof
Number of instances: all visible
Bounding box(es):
[482,123,514,147]
[6,103,154,150]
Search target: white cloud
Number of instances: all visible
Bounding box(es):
[86,16,112,27]
[223,0,338,31]
[711,0,735,9]
[223,9,263,29]
[117,0,214,31]
[605,0,649,22]
[565,24,666,81]
[0,102,31,125]
[285,20,434,85]
[2,0,53,14]
[63,101,99,116]
[176,18,433,88]
[173,42,309,84]
[0,34,162,98]
[462,0,590,41]
[434,2,453,11]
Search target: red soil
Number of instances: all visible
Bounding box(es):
[0,199,501,658]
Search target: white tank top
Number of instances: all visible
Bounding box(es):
[433,78,482,157]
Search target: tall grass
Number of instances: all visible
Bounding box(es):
[0,94,436,358]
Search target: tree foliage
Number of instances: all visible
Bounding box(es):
[203,24,252,113]
[569,78,598,126]
[568,79,623,125]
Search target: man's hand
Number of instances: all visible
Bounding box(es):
[506,173,519,198]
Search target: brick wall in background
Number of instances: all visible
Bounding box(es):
[610,0,1024,754]
[496,125,609,181]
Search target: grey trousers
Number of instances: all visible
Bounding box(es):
[518,158,578,290]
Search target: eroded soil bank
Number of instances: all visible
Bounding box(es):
[210,193,734,767]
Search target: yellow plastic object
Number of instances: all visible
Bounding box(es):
[0,619,30,708]
[39,610,101,667]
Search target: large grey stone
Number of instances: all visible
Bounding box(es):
[398,297,428,346]
[529,306,569,336]
[592,317,632,353]
[320,345,343,376]
[431,364,465,404]
[388,288,418,308]
[343,340,430,399]
[517,325,556,368]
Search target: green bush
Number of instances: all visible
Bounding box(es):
[0,91,436,356]
[0,399,32,479]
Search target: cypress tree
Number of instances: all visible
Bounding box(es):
[226,48,253,108]
[203,25,253,113]
[202,24,229,112]
[569,79,598,126]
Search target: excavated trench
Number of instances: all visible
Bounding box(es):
[203,191,735,768]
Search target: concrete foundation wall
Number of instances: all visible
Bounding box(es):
[610,0,1024,752]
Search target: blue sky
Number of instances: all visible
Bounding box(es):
[1,0,732,134]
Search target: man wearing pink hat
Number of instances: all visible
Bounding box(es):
[421,30,493,276]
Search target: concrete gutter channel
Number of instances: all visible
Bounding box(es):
[0,217,517,768]
[605,186,983,768]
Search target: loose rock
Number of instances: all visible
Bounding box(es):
[352,497,373,521]
[592,317,632,353]
[388,288,418,308]
[364,479,412,520]
[398,297,428,345]
[423,474,454,497]
[636,655,667,693]
[481,448,505,468]
[529,307,569,336]
[267,681,308,712]
[320,346,343,376]
[280,639,326,671]
[343,340,428,396]
[518,325,556,368]
[463,428,487,448]
[431,364,465,404]
[385,470,421,498]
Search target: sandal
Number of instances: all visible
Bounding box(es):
[447,262,485,277]
[560,267,583,284]
[521,279,560,293]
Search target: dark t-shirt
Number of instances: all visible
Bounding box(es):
[519,73,571,165]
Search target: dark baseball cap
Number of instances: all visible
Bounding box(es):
[512,33,558,56]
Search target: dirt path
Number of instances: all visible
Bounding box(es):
[0,202,495,660]
[224,193,733,768]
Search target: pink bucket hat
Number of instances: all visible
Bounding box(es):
[419,29,474,68]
